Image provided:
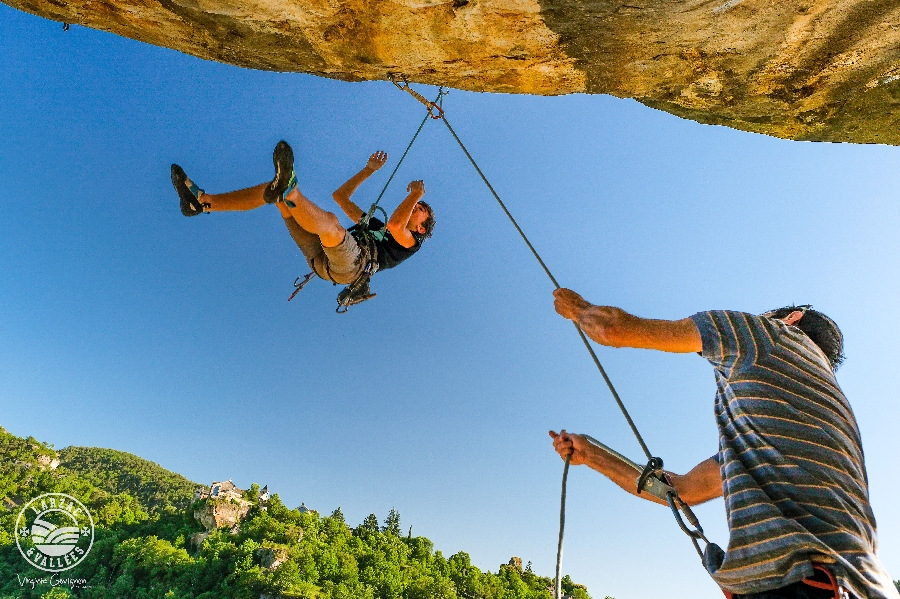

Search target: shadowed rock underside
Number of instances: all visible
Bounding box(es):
[6,0,900,144]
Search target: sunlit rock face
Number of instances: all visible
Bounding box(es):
[6,0,900,144]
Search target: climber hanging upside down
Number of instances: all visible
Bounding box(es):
[170,140,435,297]
[549,290,898,599]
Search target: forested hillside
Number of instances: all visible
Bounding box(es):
[0,426,593,599]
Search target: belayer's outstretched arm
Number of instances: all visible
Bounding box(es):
[549,290,719,504]
[332,151,388,223]
[549,430,723,506]
[386,180,425,249]
[553,289,703,353]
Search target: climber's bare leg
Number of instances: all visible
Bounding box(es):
[283,187,346,248]
[200,183,268,212]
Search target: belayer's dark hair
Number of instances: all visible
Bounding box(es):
[418,200,436,239]
[765,306,845,370]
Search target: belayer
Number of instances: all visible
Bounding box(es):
[170,141,435,305]
[549,290,898,599]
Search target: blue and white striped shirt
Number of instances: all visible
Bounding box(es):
[691,310,898,599]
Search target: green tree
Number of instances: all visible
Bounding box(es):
[562,574,590,599]
[245,483,261,503]
[404,574,456,599]
[382,509,401,536]
[93,492,150,526]
[358,514,379,533]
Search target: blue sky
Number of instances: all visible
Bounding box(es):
[2,7,899,598]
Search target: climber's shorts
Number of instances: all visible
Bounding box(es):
[282,217,364,285]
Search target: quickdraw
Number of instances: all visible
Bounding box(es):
[389,74,445,119]
[288,272,316,301]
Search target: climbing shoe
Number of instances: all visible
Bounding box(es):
[171,164,208,217]
[263,140,295,204]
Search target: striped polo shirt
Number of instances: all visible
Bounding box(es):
[690,310,898,599]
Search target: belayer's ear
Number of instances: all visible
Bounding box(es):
[782,310,805,325]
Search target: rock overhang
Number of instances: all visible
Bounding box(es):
[4,0,900,144]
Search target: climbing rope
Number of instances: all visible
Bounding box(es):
[555,455,570,599]
[390,80,654,453]
[361,81,446,229]
[390,78,712,597]
[439,112,657,462]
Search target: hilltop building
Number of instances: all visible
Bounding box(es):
[194,479,243,502]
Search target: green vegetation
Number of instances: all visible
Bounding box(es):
[0,426,593,599]
[58,446,197,515]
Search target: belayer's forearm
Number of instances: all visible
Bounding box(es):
[580,444,669,506]
[576,307,703,354]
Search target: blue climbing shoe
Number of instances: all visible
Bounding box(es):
[263,140,295,204]
[171,164,207,217]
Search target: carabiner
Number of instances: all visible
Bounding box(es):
[288,272,316,301]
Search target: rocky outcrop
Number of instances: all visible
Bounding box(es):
[5,0,900,144]
[194,497,251,531]
[36,454,60,470]
[189,531,210,549]
[254,546,288,569]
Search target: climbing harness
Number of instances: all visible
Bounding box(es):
[389,78,718,599]
[288,86,447,313]
[803,564,850,599]
[719,564,850,599]
[334,226,379,314]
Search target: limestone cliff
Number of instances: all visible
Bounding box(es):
[5,0,900,144]
[194,497,251,531]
